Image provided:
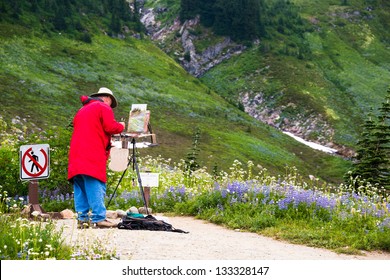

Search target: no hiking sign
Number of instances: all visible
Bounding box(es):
[20,144,50,180]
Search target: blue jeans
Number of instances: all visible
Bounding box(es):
[73,175,107,223]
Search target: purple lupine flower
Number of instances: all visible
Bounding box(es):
[316,195,336,210]
[226,181,250,202]
[277,198,290,210]
[178,186,186,196]
[378,217,390,231]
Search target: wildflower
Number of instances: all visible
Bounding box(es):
[378,218,390,231]
[31,211,40,217]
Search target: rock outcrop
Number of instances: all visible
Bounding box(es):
[141,10,245,77]
[139,7,355,157]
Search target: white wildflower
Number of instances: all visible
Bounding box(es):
[31,211,40,217]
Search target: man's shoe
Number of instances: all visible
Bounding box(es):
[77,220,91,229]
[92,219,117,229]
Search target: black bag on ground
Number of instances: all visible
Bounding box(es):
[117,215,189,233]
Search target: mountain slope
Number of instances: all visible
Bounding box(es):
[0,20,349,184]
[141,0,390,154]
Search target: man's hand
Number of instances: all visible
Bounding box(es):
[119,121,126,130]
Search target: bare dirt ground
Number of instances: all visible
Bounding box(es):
[56,215,390,260]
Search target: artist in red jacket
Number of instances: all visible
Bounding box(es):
[68,87,125,228]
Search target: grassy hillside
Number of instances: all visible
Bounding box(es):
[203,0,390,147]
[144,0,390,149]
[0,21,349,185]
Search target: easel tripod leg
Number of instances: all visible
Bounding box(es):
[107,138,149,215]
[132,139,149,215]
[106,158,131,208]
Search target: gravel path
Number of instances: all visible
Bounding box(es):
[56,215,390,260]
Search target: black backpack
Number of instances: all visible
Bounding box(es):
[117,215,189,234]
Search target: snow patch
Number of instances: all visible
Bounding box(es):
[283,131,338,154]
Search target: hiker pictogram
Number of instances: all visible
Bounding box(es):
[29,151,40,172]
[20,144,50,180]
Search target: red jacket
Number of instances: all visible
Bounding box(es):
[68,96,124,183]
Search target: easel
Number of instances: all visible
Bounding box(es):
[106,136,148,213]
[107,106,157,212]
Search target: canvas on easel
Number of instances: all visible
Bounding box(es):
[128,104,150,134]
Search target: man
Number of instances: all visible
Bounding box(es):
[68,87,125,228]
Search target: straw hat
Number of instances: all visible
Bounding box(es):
[90,87,118,108]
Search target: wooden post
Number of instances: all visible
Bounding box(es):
[28,180,45,214]
[143,186,150,208]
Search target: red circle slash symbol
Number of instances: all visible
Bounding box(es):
[22,147,48,177]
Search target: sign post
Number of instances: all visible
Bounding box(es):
[20,144,50,216]
[139,172,159,208]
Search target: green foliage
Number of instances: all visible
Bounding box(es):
[0,214,73,260]
[0,118,26,196]
[199,0,390,148]
[0,211,118,260]
[348,88,390,189]
[2,158,390,259]
[1,0,390,259]
[0,185,119,260]
[0,185,26,214]
[173,171,390,252]
[0,117,72,197]
[179,0,308,42]
[0,185,72,259]
[179,0,201,22]
[39,127,73,192]
[213,0,263,41]
[0,146,24,197]
[0,0,142,38]
[0,27,351,185]
[184,127,201,178]
[3,0,388,194]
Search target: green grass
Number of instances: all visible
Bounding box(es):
[1,156,389,259]
[181,0,390,148]
[172,173,390,254]
[1,0,389,260]
[0,214,73,260]
[3,0,389,187]
[0,22,351,186]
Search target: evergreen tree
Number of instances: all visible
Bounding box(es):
[31,0,40,13]
[179,0,264,41]
[185,128,201,174]
[212,0,262,41]
[213,0,230,36]
[257,0,267,37]
[180,0,200,22]
[53,2,68,31]
[241,0,261,40]
[349,88,390,189]
[132,0,143,33]
[376,88,390,187]
[0,0,142,35]
[10,0,22,19]
[198,0,216,27]
[110,13,121,34]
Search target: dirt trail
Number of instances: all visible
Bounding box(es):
[56,215,390,260]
